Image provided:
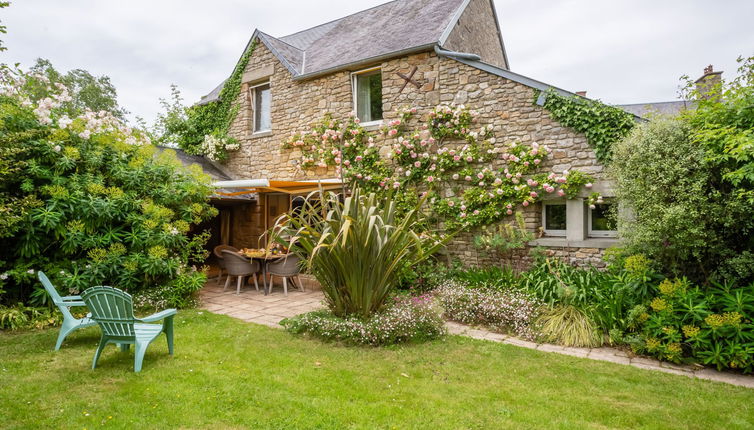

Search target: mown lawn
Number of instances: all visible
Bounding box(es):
[1,310,753,429]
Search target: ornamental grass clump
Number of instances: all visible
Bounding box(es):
[281,295,446,346]
[435,280,542,340]
[276,187,450,319]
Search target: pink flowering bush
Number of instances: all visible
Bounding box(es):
[435,280,543,340]
[282,104,597,230]
[281,294,446,346]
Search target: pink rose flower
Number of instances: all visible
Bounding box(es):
[426,176,434,182]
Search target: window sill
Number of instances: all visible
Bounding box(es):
[360,120,383,131]
[249,130,272,139]
[529,237,620,249]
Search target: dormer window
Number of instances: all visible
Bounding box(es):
[352,68,383,124]
[251,82,271,133]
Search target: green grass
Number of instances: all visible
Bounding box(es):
[1,310,753,429]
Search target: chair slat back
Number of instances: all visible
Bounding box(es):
[81,286,136,338]
[37,271,74,320]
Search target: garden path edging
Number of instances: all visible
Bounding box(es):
[445,321,754,389]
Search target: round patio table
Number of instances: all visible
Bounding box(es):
[241,252,290,295]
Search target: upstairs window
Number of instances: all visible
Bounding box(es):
[353,68,383,124]
[252,82,271,133]
[589,201,618,238]
[542,201,567,237]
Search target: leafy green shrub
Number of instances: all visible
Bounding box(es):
[634,278,754,371]
[277,187,450,319]
[281,295,446,346]
[536,305,602,347]
[0,303,66,330]
[613,56,754,285]
[0,65,216,307]
[448,265,518,290]
[434,280,542,340]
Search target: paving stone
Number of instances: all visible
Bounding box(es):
[502,338,538,349]
[557,347,590,358]
[537,343,566,353]
[694,369,754,388]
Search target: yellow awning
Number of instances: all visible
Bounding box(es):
[213,179,342,196]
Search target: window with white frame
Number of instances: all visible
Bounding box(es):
[251,82,271,133]
[588,201,618,238]
[352,68,383,124]
[542,201,567,237]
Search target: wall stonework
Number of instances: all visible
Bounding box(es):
[443,0,507,69]
[224,41,612,267]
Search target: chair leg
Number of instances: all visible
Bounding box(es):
[92,336,109,369]
[55,320,76,351]
[253,273,259,292]
[283,277,288,296]
[268,275,274,294]
[224,274,231,291]
[164,316,174,355]
[236,276,243,295]
[216,268,222,285]
[296,275,305,292]
[134,341,149,373]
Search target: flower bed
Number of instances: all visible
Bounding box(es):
[281,295,446,346]
[434,280,543,340]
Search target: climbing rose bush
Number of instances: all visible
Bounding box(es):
[0,65,217,308]
[283,104,598,229]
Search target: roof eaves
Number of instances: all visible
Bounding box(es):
[292,42,436,81]
[438,0,472,46]
[443,53,644,121]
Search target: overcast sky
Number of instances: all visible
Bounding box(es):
[3,0,753,124]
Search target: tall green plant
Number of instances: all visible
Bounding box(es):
[276,187,451,318]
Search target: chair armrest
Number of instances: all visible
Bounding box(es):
[60,301,87,307]
[138,308,177,323]
[61,295,83,301]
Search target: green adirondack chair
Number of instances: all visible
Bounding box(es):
[81,286,176,372]
[38,271,97,351]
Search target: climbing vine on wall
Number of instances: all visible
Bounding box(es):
[282,104,598,230]
[161,41,257,160]
[536,89,636,163]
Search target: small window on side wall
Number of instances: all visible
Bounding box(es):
[353,69,382,124]
[252,82,271,133]
[542,201,567,237]
[589,201,618,238]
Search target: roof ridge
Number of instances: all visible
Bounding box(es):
[279,0,400,40]
[616,100,689,106]
[258,30,303,52]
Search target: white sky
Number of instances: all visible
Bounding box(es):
[3,0,753,124]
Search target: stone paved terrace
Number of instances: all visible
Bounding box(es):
[199,281,754,389]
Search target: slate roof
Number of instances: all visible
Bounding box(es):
[200,0,471,103]
[617,100,694,118]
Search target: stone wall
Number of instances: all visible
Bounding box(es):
[224,40,612,268]
[443,0,508,69]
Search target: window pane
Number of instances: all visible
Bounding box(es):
[591,203,617,231]
[254,84,271,131]
[356,71,382,122]
[545,204,567,231]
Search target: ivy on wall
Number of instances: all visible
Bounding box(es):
[167,41,257,160]
[282,104,598,230]
[536,89,636,163]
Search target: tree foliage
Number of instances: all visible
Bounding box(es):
[27,58,128,120]
[0,66,216,307]
[612,56,754,285]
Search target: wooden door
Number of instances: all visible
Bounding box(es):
[265,193,290,240]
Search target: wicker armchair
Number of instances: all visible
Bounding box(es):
[221,250,261,295]
[266,254,303,296]
[213,245,239,285]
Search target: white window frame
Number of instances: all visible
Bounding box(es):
[250,81,271,134]
[588,200,618,238]
[542,200,567,237]
[351,66,383,127]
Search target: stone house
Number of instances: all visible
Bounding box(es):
[200,0,624,268]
